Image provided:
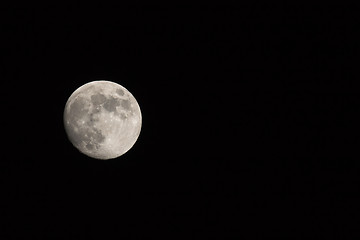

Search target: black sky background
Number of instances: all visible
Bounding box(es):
[1,4,359,238]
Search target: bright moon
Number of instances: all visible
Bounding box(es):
[64,80,142,160]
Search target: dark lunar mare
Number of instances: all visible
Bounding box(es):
[120,99,131,110]
[103,96,121,112]
[91,93,107,105]
[66,95,106,151]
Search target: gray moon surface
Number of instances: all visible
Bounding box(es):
[64,80,142,160]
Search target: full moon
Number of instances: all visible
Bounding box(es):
[64,80,142,160]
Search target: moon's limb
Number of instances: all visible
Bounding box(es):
[64,80,142,160]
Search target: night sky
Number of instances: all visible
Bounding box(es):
[1,5,359,238]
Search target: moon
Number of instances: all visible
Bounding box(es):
[63,80,142,160]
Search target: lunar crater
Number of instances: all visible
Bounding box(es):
[116,88,124,96]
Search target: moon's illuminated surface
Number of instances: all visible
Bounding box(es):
[64,80,142,160]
